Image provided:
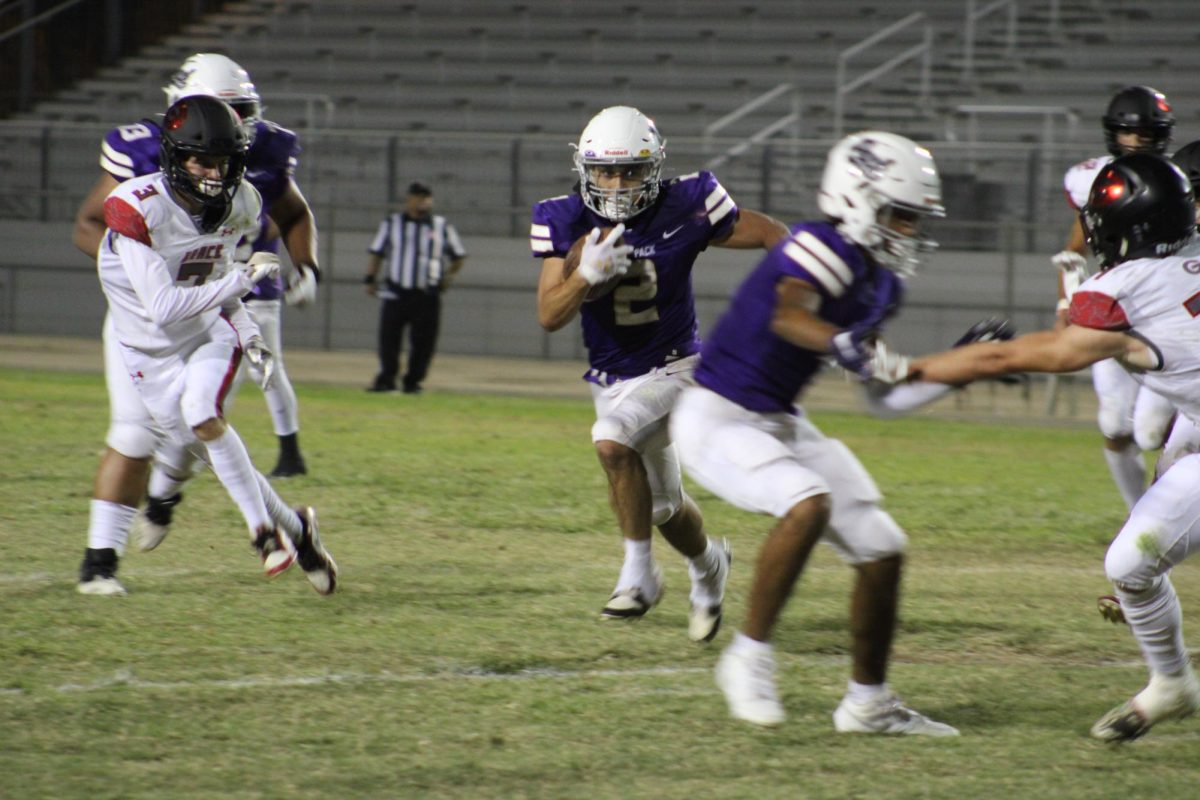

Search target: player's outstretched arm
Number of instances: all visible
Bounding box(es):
[911,325,1128,385]
[713,209,789,250]
[269,181,320,280]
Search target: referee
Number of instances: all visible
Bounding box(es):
[364,181,467,394]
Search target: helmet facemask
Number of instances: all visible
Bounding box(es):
[574,156,662,221]
[869,200,941,277]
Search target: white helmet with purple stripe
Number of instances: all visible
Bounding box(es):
[164,54,262,139]
[818,131,944,276]
[573,106,666,222]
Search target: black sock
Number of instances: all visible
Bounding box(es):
[278,432,301,460]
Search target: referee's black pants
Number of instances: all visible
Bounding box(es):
[374,288,441,392]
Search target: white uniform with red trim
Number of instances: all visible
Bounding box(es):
[1069,238,1200,602]
[1068,240,1200,426]
[97,172,263,447]
[1063,155,1175,447]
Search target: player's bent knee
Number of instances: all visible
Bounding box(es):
[106,421,158,460]
[591,417,635,449]
[593,437,639,471]
[1134,423,1169,453]
[1098,407,1133,440]
[191,416,227,442]
[840,504,908,564]
[650,489,684,527]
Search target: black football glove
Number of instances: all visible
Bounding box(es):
[953,317,1024,385]
[953,316,1015,348]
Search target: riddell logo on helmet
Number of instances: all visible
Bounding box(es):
[603,148,630,156]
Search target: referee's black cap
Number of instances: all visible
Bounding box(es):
[407,181,433,196]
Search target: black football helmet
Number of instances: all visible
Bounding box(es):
[1081,152,1195,268]
[1170,139,1200,195]
[1103,86,1174,156]
[159,95,249,232]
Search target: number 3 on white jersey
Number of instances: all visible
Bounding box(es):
[614,259,659,326]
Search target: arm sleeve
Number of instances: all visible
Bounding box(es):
[220,298,262,345]
[368,218,390,255]
[861,381,955,419]
[116,235,254,327]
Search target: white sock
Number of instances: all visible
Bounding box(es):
[87,499,137,554]
[845,679,888,705]
[1104,443,1146,511]
[253,472,302,538]
[1117,576,1190,676]
[730,631,773,658]
[147,463,188,501]
[617,537,653,590]
[688,538,722,604]
[202,425,271,534]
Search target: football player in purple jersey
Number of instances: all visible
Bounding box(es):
[531,106,788,642]
[73,54,321,593]
[671,132,999,733]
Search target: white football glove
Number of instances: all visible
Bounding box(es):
[244,336,276,391]
[578,224,633,286]
[1051,250,1089,301]
[863,341,911,385]
[239,252,282,285]
[285,266,318,307]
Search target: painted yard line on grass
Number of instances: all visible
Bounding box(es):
[5,651,1186,699]
[0,562,1119,587]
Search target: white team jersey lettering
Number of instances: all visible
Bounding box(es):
[1063,155,1113,211]
[98,172,262,355]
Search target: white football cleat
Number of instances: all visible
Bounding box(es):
[601,563,664,620]
[1091,667,1200,742]
[294,507,338,595]
[77,548,127,596]
[688,537,731,643]
[715,645,786,727]
[77,576,128,596]
[252,525,297,578]
[833,693,959,737]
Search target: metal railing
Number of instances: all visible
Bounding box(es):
[702,83,802,171]
[961,0,1019,81]
[833,12,933,140]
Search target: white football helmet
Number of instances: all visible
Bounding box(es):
[573,106,666,221]
[817,131,944,276]
[163,54,262,138]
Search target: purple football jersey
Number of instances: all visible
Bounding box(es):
[98,118,300,299]
[531,171,739,381]
[695,221,905,413]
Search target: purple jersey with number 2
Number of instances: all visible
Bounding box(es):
[530,171,738,381]
[98,117,300,300]
[696,221,905,414]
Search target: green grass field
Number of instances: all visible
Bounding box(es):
[2,367,1198,799]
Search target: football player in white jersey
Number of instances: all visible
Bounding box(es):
[911,153,1200,742]
[72,54,321,593]
[81,95,337,597]
[1052,86,1177,511]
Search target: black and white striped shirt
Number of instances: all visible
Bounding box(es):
[368,213,466,297]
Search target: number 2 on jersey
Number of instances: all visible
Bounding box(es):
[614,259,659,326]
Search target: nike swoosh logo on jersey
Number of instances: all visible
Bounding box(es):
[662,225,685,239]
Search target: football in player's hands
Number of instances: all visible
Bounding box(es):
[562,226,629,302]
